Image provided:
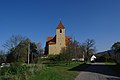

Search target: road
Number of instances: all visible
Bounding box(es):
[75,63,120,80]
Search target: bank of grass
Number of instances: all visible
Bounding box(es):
[0,61,84,80]
[29,62,82,80]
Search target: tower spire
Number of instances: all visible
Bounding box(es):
[56,21,65,29]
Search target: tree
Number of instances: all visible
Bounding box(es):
[69,40,82,58]
[6,38,39,63]
[30,42,38,63]
[36,42,43,56]
[82,39,96,61]
[6,38,30,63]
[56,39,96,63]
[111,42,120,53]
[0,50,6,64]
[59,39,83,62]
[111,42,120,64]
[3,35,26,50]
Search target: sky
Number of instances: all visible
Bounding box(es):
[0,0,120,52]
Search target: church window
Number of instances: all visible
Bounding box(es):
[60,29,62,33]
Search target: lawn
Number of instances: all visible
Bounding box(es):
[29,62,83,80]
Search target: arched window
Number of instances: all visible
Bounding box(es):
[60,29,62,33]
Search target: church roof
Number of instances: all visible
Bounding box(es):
[56,21,65,29]
[46,36,56,45]
[46,36,54,42]
[65,36,71,45]
[46,36,71,45]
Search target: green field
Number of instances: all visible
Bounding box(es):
[29,62,82,80]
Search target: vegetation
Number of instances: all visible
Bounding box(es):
[0,50,6,64]
[3,35,26,50]
[111,42,120,64]
[0,61,83,80]
[95,51,116,63]
[0,35,44,80]
[1,35,43,63]
[59,39,96,62]
[0,62,43,80]
[2,34,119,80]
[29,62,81,80]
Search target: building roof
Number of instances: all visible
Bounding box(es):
[46,36,54,42]
[46,36,71,45]
[65,36,71,45]
[46,36,56,45]
[56,21,65,29]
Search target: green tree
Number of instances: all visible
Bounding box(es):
[56,39,96,63]
[0,50,6,64]
[6,38,39,63]
[59,40,82,62]
[111,42,120,64]
[111,42,120,53]
[6,38,29,63]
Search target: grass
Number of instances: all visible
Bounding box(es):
[29,62,83,80]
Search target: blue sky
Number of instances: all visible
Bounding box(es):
[0,0,120,52]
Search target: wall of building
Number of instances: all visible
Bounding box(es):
[48,44,57,55]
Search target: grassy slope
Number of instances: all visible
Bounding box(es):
[29,62,82,80]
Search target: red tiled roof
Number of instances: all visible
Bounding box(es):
[46,36,54,42]
[46,36,71,45]
[46,36,56,45]
[56,21,65,29]
[65,36,71,45]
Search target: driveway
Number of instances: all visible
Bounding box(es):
[75,63,120,80]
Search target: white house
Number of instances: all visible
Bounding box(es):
[90,55,96,62]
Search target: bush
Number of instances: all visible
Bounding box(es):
[0,63,44,80]
[0,62,29,76]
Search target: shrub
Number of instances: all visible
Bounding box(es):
[0,62,29,76]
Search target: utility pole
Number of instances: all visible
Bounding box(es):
[28,43,30,64]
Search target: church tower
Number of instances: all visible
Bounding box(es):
[56,21,66,54]
[45,21,70,55]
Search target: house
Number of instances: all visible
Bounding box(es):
[45,21,71,55]
[90,55,96,62]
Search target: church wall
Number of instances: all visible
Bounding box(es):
[48,44,57,55]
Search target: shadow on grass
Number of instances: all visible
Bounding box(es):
[68,63,89,71]
[69,63,120,78]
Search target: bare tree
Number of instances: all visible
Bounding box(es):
[36,42,43,56]
[82,39,96,61]
[3,35,26,50]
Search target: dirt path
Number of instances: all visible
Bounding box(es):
[75,63,120,80]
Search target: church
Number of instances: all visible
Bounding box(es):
[45,21,71,55]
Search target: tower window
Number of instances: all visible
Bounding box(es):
[60,29,62,33]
